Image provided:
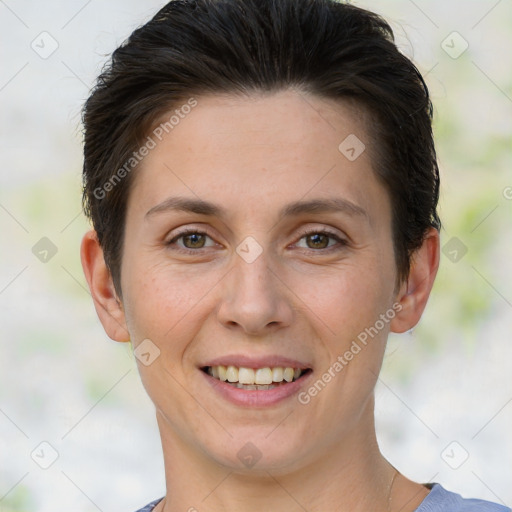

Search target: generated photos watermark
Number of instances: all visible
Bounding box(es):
[298,302,403,405]
[93,97,198,200]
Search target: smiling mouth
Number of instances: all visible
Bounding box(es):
[201,365,312,390]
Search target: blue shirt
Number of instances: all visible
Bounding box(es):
[133,483,511,511]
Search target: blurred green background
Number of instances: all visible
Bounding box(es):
[0,0,510,510]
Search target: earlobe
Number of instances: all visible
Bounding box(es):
[80,230,130,342]
[390,227,440,334]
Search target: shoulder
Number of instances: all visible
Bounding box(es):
[416,483,511,512]
[132,497,164,512]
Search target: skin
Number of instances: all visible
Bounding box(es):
[81,89,439,512]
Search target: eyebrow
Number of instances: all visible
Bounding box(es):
[145,196,368,221]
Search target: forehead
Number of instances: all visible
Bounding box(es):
[126,89,387,225]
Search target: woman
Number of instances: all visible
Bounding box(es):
[79,0,510,510]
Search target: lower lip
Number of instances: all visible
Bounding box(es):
[200,370,312,407]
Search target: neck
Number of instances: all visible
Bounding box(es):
[155,397,401,512]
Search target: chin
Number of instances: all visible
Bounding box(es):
[201,429,311,475]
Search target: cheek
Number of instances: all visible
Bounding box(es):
[122,261,220,350]
[288,257,393,339]
[121,265,214,412]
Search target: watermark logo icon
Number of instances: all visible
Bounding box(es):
[442,236,468,263]
[441,32,469,59]
[237,442,262,468]
[32,237,58,263]
[236,236,263,264]
[441,441,469,469]
[134,338,161,366]
[31,441,59,469]
[31,32,59,59]
[338,134,366,161]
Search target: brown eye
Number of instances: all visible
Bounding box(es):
[306,233,330,249]
[181,233,206,248]
[294,229,347,252]
[166,230,216,252]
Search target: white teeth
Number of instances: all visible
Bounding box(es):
[272,367,284,382]
[226,365,238,382]
[206,365,306,385]
[255,367,273,385]
[238,367,255,384]
[283,367,294,382]
[218,365,227,381]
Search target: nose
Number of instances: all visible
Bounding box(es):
[216,248,294,336]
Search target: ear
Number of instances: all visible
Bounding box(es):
[80,229,130,342]
[390,227,440,333]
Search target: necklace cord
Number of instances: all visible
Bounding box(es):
[387,469,399,512]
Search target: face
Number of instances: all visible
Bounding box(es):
[115,89,401,473]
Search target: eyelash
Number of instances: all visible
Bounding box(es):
[166,227,347,254]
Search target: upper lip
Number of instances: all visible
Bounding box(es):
[201,355,312,370]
